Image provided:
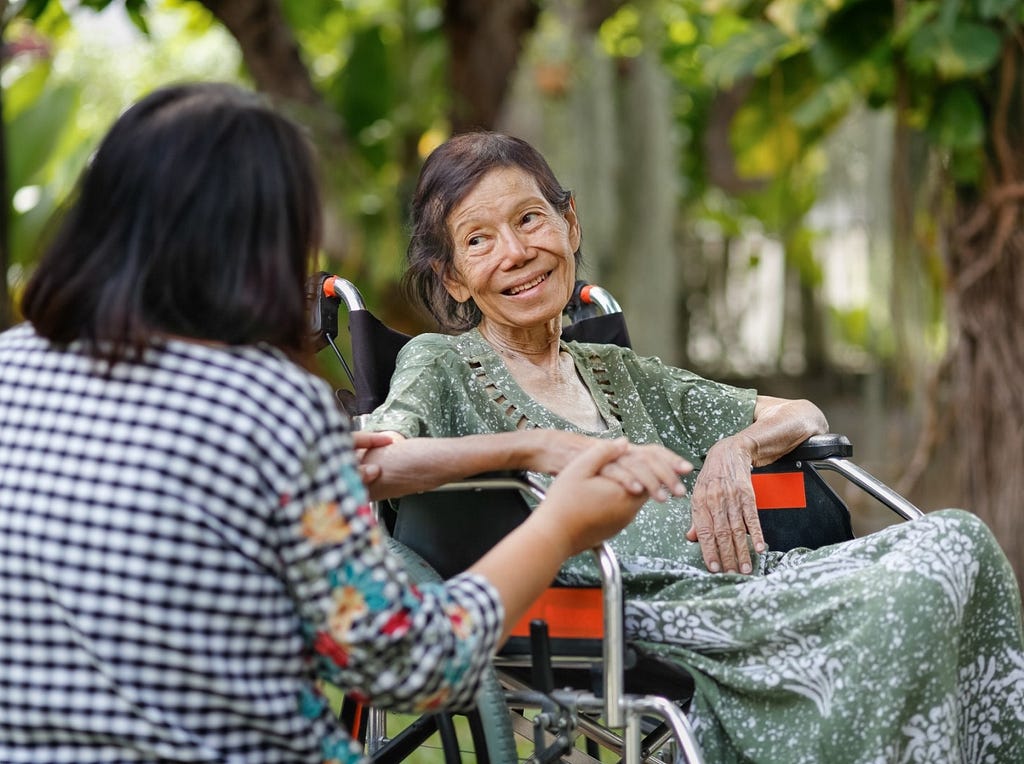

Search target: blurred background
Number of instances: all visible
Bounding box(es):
[1,0,1021,584]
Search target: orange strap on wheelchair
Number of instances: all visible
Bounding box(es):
[752,472,806,510]
[509,587,604,639]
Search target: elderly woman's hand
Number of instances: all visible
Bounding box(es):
[533,438,650,555]
[523,430,691,500]
[686,434,765,575]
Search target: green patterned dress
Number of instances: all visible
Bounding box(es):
[365,329,1024,763]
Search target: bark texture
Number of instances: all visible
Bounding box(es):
[947,43,1024,585]
[443,0,539,132]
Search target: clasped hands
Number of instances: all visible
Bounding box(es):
[352,429,763,575]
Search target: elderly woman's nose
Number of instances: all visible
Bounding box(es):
[497,226,531,265]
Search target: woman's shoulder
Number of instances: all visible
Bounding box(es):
[162,340,337,424]
[562,337,637,369]
[397,330,484,367]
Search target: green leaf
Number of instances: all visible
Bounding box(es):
[792,75,859,129]
[334,25,395,167]
[906,21,1003,79]
[731,103,803,178]
[765,0,831,38]
[892,1,938,47]
[948,147,985,184]
[6,82,80,191]
[704,21,791,86]
[928,85,985,150]
[4,60,53,121]
[10,187,58,266]
[977,0,1022,20]
[125,0,151,36]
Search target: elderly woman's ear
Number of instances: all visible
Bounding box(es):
[433,260,470,304]
[566,196,582,252]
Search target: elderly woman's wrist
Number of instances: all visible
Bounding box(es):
[710,433,758,466]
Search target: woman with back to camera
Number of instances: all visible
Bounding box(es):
[0,84,683,763]
[360,131,1024,763]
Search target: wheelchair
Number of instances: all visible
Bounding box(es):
[308,273,925,764]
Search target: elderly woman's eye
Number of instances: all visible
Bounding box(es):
[467,235,483,247]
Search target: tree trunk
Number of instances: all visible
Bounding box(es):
[198,0,354,260]
[947,44,1024,585]
[200,0,319,106]
[442,0,539,132]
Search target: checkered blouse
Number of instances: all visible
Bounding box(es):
[0,323,502,763]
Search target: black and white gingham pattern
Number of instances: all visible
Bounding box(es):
[0,324,502,763]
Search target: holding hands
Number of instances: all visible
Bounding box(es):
[536,438,690,556]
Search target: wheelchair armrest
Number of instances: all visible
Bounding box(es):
[429,470,545,500]
[780,433,853,462]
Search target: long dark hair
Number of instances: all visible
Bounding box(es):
[21,82,322,365]
[404,131,581,332]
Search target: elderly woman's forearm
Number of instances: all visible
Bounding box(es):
[724,397,829,468]
[360,431,543,500]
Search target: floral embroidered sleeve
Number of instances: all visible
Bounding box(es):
[273,386,503,717]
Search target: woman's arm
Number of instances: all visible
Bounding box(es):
[356,429,691,503]
[686,396,828,575]
[292,424,653,712]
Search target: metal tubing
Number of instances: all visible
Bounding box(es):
[624,712,642,764]
[594,543,624,727]
[585,285,623,314]
[329,276,368,312]
[365,706,387,754]
[815,458,925,521]
[629,696,705,764]
[438,474,626,726]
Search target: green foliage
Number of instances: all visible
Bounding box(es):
[652,0,1019,365]
[4,57,81,267]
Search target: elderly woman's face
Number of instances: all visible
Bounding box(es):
[442,166,580,333]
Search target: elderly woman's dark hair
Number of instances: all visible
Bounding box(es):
[405,132,581,332]
[21,82,322,366]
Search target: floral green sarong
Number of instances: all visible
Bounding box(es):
[366,329,1024,763]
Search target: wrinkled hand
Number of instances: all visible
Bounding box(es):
[686,435,765,574]
[525,430,691,501]
[351,430,397,485]
[536,438,649,556]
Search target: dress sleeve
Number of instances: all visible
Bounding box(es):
[626,349,758,459]
[362,335,461,439]
[274,384,504,714]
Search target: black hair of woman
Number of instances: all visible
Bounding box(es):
[404,131,583,332]
[20,81,322,366]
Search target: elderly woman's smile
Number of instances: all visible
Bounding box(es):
[505,271,549,296]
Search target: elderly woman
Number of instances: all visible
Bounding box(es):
[361,132,1024,762]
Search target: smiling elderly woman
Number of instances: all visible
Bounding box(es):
[359,131,1024,763]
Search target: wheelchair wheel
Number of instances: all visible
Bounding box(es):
[353,539,519,764]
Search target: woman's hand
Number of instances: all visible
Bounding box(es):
[522,430,691,500]
[686,434,764,575]
[352,430,399,486]
[531,438,650,556]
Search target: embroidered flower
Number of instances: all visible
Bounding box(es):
[328,586,369,638]
[302,501,353,544]
[314,631,350,668]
